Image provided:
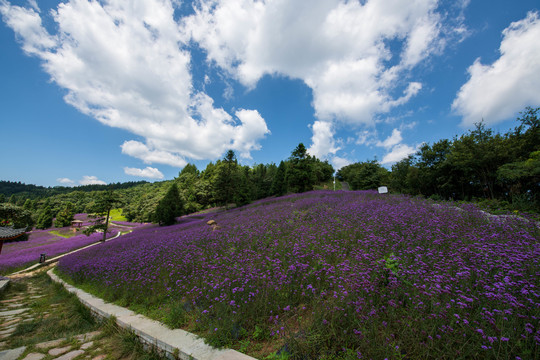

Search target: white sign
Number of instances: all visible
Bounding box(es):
[378,186,388,194]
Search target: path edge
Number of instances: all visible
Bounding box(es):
[47,268,256,360]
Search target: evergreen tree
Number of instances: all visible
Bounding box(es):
[271,161,288,196]
[233,166,252,206]
[214,150,238,206]
[287,143,314,193]
[22,199,32,211]
[83,190,121,241]
[154,183,183,226]
[54,202,75,228]
[36,206,53,230]
[0,194,5,203]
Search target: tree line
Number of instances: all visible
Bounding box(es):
[338,107,539,212]
[2,107,538,231]
[0,143,334,229]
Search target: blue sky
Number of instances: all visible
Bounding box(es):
[1,0,539,187]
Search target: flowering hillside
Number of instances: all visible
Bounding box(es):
[0,230,119,274]
[58,191,539,359]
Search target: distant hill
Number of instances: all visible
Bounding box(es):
[0,180,149,198]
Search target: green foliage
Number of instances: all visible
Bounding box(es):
[109,208,127,222]
[0,203,34,230]
[287,143,314,193]
[154,183,183,226]
[337,160,389,190]
[35,205,53,230]
[285,143,332,193]
[83,190,121,241]
[386,107,540,212]
[270,161,288,196]
[54,201,75,228]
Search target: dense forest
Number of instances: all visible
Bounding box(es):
[1,107,538,231]
[0,180,148,198]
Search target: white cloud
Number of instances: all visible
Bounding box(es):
[79,176,106,186]
[124,166,164,179]
[121,141,187,168]
[182,0,458,158]
[381,144,418,164]
[356,129,378,146]
[307,121,339,159]
[57,177,74,186]
[331,156,351,170]
[1,0,468,163]
[27,0,39,13]
[0,1,55,56]
[0,0,269,166]
[453,11,540,126]
[377,129,403,149]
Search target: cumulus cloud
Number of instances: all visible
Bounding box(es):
[1,0,468,163]
[308,121,339,159]
[377,129,403,149]
[57,177,75,186]
[79,176,106,186]
[453,11,540,126]
[376,128,419,165]
[182,0,459,158]
[0,0,269,166]
[331,156,351,170]
[183,0,440,124]
[121,140,187,168]
[356,129,378,146]
[124,166,164,179]
[381,144,418,164]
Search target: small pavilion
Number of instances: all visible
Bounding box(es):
[0,227,27,255]
[71,220,84,228]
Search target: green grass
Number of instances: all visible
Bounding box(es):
[109,208,127,222]
[48,230,78,238]
[313,179,342,191]
[1,268,166,360]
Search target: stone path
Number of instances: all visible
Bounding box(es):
[0,267,160,360]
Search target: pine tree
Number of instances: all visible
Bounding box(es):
[154,183,183,226]
[214,150,238,207]
[271,161,288,196]
[22,199,32,211]
[83,190,121,241]
[54,202,75,228]
[36,206,53,230]
[287,143,314,193]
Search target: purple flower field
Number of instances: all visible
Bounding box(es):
[0,228,119,274]
[58,191,540,359]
